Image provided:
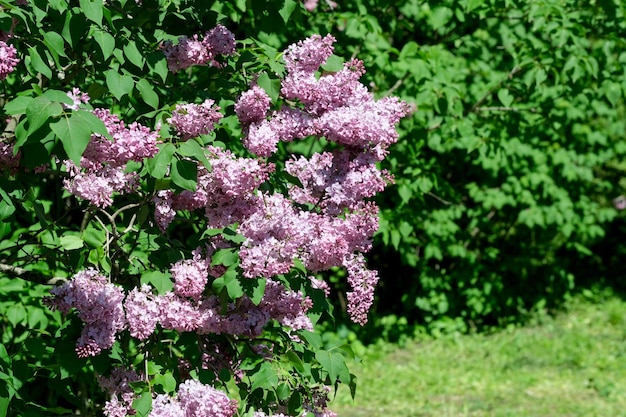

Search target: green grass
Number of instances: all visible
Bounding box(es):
[330,294,626,417]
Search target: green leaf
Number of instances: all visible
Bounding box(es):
[132,391,152,417]
[0,189,15,221]
[147,51,169,83]
[93,29,115,59]
[50,113,94,165]
[211,248,237,267]
[25,96,63,134]
[171,158,197,191]
[466,0,484,12]
[315,350,350,385]
[242,278,266,305]
[4,96,33,115]
[124,40,144,69]
[105,70,134,100]
[286,351,305,374]
[136,78,159,109]
[178,139,211,168]
[79,0,103,25]
[287,391,302,416]
[279,0,297,23]
[140,271,173,295]
[256,72,281,103]
[6,304,27,326]
[250,362,278,391]
[43,31,67,58]
[153,372,177,393]
[321,55,344,72]
[497,89,513,107]
[27,46,52,79]
[147,143,176,179]
[60,234,84,250]
[73,110,110,137]
[224,269,244,299]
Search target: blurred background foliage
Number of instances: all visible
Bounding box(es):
[293,0,626,336]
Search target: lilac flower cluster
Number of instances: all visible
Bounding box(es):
[232,35,409,324]
[49,246,314,356]
[162,25,235,73]
[45,268,125,357]
[99,367,142,417]
[168,99,223,140]
[0,140,20,173]
[0,40,18,80]
[64,104,159,208]
[65,87,90,110]
[150,380,237,417]
[154,146,274,230]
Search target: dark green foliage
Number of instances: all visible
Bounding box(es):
[305,0,626,329]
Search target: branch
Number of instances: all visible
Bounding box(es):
[475,106,538,113]
[0,263,65,285]
[466,64,526,116]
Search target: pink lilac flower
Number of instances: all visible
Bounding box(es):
[343,253,379,325]
[303,0,337,11]
[157,292,202,332]
[64,162,138,208]
[0,140,20,173]
[65,88,90,110]
[282,34,335,73]
[261,280,313,332]
[99,367,142,417]
[153,147,273,230]
[281,59,366,115]
[168,99,223,139]
[235,85,271,125]
[63,107,159,207]
[243,108,315,157]
[203,24,236,57]
[316,96,410,151]
[238,193,301,278]
[149,394,185,417]
[45,268,126,357]
[171,248,210,299]
[0,40,18,80]
[162,25,235,73]
[150,380,237,417]
[124,284,160,340]
[178,380,238,417]
[153,190,176,231]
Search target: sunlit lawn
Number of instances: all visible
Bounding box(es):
[330,294,626,417]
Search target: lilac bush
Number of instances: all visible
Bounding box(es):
[0,2,408,416]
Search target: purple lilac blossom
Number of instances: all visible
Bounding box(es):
[65,87,90,110]
[343,253,379,325]
[168,99,223,139]
[63,106,159,208]
[177,379,238,417]
[99,367,142,417]
[0,40,18,80]
[171,248,210,299]
[46,268,126,357]
[161,25,235,72]
[235,85,271,125]
[0,141,20,173]
[124,284,160,340]
[153,147,273,230]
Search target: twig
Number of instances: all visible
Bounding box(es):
[475,106,538,113]
[466,64,526,116]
